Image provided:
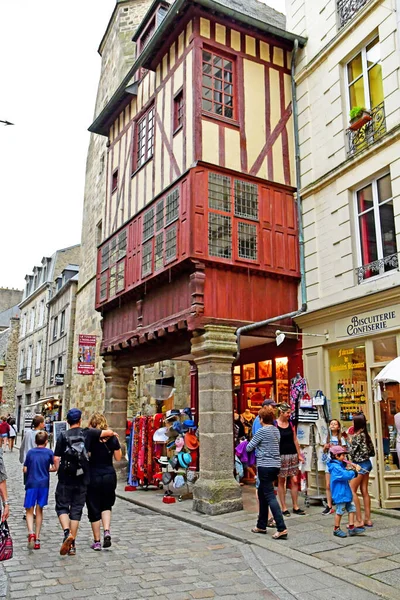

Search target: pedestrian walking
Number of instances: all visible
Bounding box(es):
[19,415,45,464]
[276,403,305,516]
[246,405,288,539]
[328,445,365,538]
[0,417,10,450]
[321,419,348,515]
[54,408,116,557]
[0,448,10,524]
[349,413,375,528]
[86,412,122,551]
[8,418,17,452]
[23,431,56,550]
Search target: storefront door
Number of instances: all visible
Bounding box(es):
[371,368,400,508]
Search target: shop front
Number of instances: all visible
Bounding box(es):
[297,296,400,509]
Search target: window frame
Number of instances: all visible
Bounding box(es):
[354,172,397,282]
[133,104,155,173]
[345,36,381,115]
[112,168,118,194]
[201,46,237,123]
[49,360,55,385]
[173,88,184,134]
[60,310,66,336]
[207,172,260,264]
[35,340,42,375]
[98,228,127,302]
[52,316,58,341]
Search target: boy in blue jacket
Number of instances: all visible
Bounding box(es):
[328,446,365,538]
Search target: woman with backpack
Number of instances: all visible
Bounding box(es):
[349,413,375,528]
[86,412,122,551]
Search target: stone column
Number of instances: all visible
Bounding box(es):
[191,325,243,515]
[103,355,132,478]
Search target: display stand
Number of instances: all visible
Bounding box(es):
[304,422,326,507]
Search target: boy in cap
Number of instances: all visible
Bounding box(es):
[328,446,365,538]
[54,408,116,556]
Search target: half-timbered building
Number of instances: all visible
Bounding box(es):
[90,0,305,514]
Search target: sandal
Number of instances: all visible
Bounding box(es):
[364,521,373,527]
[272,530,288,540]
[251,527,267,534]
[267,518,276,527]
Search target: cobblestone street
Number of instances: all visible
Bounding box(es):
[0,450,388,600]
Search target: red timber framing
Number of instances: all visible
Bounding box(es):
[96,165,299,354]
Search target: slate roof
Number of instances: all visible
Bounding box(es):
[211,0,285,29]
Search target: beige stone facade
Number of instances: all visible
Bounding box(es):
[286,0,400,508]
[16,246,80,427]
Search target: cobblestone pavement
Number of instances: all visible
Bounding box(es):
[0,450,386,600]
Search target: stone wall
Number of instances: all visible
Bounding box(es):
[0,289,22,314]
[2,318,20,411]
[70,1,154,420]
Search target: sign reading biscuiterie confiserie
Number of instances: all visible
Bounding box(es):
[336,304,400,338]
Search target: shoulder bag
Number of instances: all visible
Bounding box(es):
[0,520,13,561]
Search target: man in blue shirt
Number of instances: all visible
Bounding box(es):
[252,399,278,435]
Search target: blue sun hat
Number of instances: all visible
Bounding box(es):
[183,407,193,420]
[172,421,183,434]
[177,452,192,469]
[182,419,197,433]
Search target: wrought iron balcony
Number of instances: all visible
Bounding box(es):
[347,102,386,157]
[337,0,370,28]
[18,367,31,382]
[356,253,398,284]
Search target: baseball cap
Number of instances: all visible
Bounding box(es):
[262,399,277,407]
[66,408,82,424]
[330,446,349,455]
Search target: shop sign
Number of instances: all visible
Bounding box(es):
[336,305,400,338]
[54,373,64,385]
[77,334,97,375]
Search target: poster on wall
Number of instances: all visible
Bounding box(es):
[53,421,68,446]
[77,335,97,375]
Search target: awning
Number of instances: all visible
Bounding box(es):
[24,395,60,409]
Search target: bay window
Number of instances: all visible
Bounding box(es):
[202,50,234,120]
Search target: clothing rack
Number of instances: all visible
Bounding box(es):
[304,421,326,507]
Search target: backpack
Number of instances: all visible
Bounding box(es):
[63,430,89,477]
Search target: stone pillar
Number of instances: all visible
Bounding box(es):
[191,325,243,515]
[103,355,132,478]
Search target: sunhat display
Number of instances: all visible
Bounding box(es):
[157,456,169,466]
[175,436,185,452]
[166,439,176,449]
[166,427,179,439]
[184,432,199,450]
[162,472,173,485]
[177,452,192,469]
[153,427,169,443]
[173,475,185,489]
[169,456,179,470]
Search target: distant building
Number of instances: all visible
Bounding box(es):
[44,265,79,421]
[16,245,80,430]
[0,318,19,411]
[0,288,22,332]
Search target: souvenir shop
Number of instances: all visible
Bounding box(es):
[127,405,199,502]
[233,338,303,431]
[297,297,400,509]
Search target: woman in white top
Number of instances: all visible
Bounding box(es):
[8,419,16,452]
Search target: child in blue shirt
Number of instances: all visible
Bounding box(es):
[23,430,56,549]
[328,445,365,538]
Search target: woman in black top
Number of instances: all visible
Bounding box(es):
[86,413,122,551]
[277,403,305,517]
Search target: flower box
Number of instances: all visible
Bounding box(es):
[348,110,372,131]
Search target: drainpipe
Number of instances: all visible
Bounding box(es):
[236,39,307,361]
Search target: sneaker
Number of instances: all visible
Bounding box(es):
[348,527,365,536]
[34,540,40,550]
[322,506,333,515]
[103,530,111,549]
[91,541,102,551]
[60,533,75,556]
[293,508,306,515]
[333,528,347,538]
[68,543,76,556]
[27,533,36,549]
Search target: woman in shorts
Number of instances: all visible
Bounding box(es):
[349,413,375,528]
[277,403,305,516]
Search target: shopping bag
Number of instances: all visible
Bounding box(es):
[313,390,325,406]
[0,521,13,561]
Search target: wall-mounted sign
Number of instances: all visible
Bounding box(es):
[55,374,64,385]
[336,305,400,338]
[77,334,97,375]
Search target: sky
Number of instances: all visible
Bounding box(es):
[0,0,286,290]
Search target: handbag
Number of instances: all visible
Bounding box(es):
[0,520,13,561]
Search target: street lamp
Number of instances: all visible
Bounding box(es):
[0,120,14,126]
[275,329,329,346]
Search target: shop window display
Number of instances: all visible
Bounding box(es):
[373,336,397,363]
[234,357,289,417]
[329,344,369,425]
[379,382,400,470]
